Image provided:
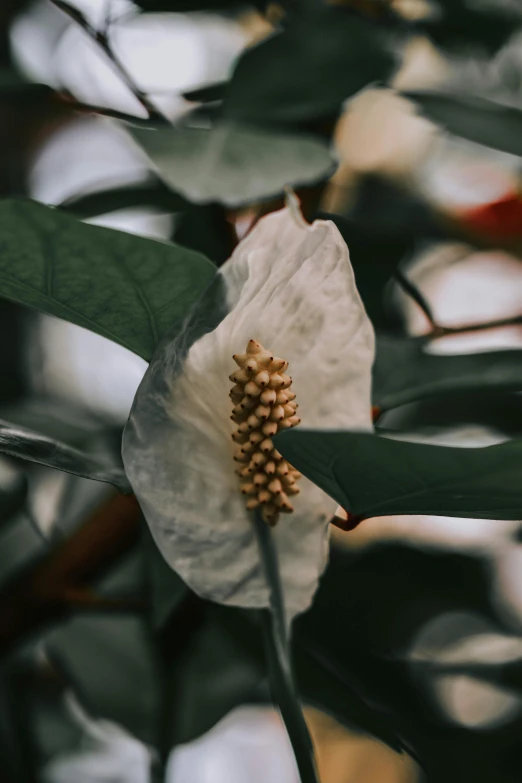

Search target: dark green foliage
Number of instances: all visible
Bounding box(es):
[223,8,396,126]
[0,458,26,528]
[0,199,215,360]
[183,82,227,104]
[135,0,262,11]
[276,430,522,520]
[59,181,190,220]
[406,91,522,158]
[420,0,521,54]
[173,205,235,266]
[0,69,53,104]
[374,335,522,409]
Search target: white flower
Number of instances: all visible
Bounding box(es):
[122,206,375,618]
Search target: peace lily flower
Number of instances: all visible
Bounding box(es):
[122,204,375,618]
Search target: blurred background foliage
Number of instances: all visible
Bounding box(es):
[0,0,520,781]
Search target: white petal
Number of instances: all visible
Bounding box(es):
[123,207,374,618]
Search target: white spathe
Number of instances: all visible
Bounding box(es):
[122,207,375,617]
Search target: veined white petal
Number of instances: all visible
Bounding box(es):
[123,207,374,617]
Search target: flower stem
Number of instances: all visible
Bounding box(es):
[252,510,319,783]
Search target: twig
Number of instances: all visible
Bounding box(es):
[49,0,169,124]
[253,510,320,783]
[429,314,522,340]
[53,92,155,126]
[393,268,437,331]
[0,493,142,659]
[394,267,522,341]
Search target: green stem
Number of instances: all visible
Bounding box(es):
[253,510,319,783]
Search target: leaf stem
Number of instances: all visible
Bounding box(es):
[252,510,319,783]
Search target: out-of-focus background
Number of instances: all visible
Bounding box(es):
[0,0,521,781]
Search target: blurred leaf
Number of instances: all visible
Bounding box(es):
[166,602,406,753]
[0,458,27,527]
[143,527,189,630]
[0,69,53,103]
[406,90,522,158]
[0,512,45,587]
[135,0,257,10]
[295,543,505,782]
[0,419,130,492]
[183,82,227,104]
[373,336,522,409]
[46,614,161,746]
[223,8,396,125]
[128,122,335,207]
[420,0,520,53]
[0,199,215,360]
[318,212,416,328]
[59,181,190,219]
[163,605,267,747]
[276,430,522,519]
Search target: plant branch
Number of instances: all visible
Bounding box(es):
[393,268,437,331]
[49,0,169,124]
[394,268,522,341]
[53,92,155,126]
[0,493,142,659]
[253,510,319,783]
[429,314,522,340]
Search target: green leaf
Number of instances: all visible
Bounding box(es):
[59,181,190,219]
[374,335,522,410]
[276,430,522,520]
[128,122,335,207]
[223,8,396,125]
[0,199,215,360]
[0,419,130,492]
[405,90,522,158]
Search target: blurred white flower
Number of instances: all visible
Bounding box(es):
[123,206,374,617]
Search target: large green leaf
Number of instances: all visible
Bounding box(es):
[276,430,522,520]
[374,335,522,410]
[223,8,396,125]
[406,91,522,158]
[128,122,335,207]
[0,199,215,361]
